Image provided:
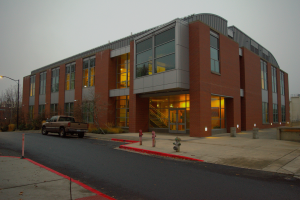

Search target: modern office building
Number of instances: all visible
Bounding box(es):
[22,13,290,137]
[290,94,300,122]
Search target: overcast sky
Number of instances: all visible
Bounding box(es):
[0,0,299,98]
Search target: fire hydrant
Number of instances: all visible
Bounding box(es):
[139,130,143,145]
[152,131,156,147]
[173,137,181,152]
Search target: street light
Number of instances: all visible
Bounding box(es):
[0,76,19,129]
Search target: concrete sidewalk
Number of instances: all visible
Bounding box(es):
[0,156,113,200]
[86,128,300,177]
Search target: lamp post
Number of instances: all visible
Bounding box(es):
[0,76,19,129]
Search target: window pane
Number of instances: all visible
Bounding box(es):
[117,109,126,118]
[90,75,94,87]
[136,62,152,77]
[155,28,175,46]
[83,60,88,69]
[117,82,126,89]
[155,40,175,59]
[70,80,75,89]
[155,54,175,73]
[71,72,75,80]
[117,73,127,82]
[210,47,218,60]
[136,49,152,64]
[210,35,218,49]
[120,54,127,65]
[90,67,95,76]
[65,80,70,90]
[117,64,126,73]
[136,38,152,54]
[116,118,126,127]
[90,58,95,67]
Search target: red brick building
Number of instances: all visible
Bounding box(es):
[22,13,289,137]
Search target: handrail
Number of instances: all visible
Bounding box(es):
[149,105,169,119]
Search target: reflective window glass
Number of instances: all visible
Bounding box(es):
[210,35,218,49]
[136,49,152,64]
[210,47,218,60]
[136,62,152,77]
[136,38,152,54]
[155,41,175,59]
[155,54,175,73]
[155,28,175,46]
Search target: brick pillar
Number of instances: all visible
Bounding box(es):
[277,68,281,123]
[22,76,30,122]
[129,41,149,133]
[95,50,116,127]
[189,21,211,137]
[267,62,273,124]
[45,69,52,118]
[58,64,65,114]
[34,72,40,119]
[284,72,290,123]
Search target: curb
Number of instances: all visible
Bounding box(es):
[111,139,204,162]
[0,156,115,200]
[111,138,138,143]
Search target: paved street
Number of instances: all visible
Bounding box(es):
[1,131,300,200]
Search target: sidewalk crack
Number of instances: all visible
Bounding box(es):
[1,178,65,190]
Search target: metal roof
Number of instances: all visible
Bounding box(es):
[31,13,279,74]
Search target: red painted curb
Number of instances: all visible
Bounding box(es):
[119,145,204,162]
[24,158,115,200]
[0,156,115,200]
[111,138,138,143]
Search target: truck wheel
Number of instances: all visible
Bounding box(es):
[78,133,84,138]
[42,127,48,135]
[59,128,66,137]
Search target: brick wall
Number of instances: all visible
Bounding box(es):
[129,41,149,133]
[284,72,290,123]
[95,49,116,127]
[45,69,52,117]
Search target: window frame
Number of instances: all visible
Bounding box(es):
[273,104,278,123]
[210,31,220,74]
[39,71,46,95]
[51,67,60,93]
[30,75,36,97]
[262,102,269,123]
[280,71,285,95]
[115,96,129,127]
[50,103,58,116]
[135,26,176,78]
[82,56,95,88]
[271,66,277,93]
[281,105,286,122]
[261,60,268,90]
[65,63,76,90]
[116,53,130,89]
[64,102,74,116]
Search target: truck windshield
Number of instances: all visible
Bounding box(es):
[58,117,75,122]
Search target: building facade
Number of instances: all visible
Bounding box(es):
[290,94,300,122]
[22,13,290,137]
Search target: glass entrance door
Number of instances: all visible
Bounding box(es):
[169,108,186,133]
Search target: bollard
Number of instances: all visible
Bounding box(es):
[152,131,156,147]
[173,137,181,152]
[139,129,143,145]
[21,134,25,159]
[253,128,259,139]
[230,127,236,137]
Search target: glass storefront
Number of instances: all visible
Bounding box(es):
[211,96,226,129]
[149,94,190,130]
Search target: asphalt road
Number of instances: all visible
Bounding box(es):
[1,131,300,200]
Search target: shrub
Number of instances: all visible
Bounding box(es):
[1,125,9,132]
[19,123,27,131]
[26,123,33,130]
[91,128,108,134]
[8,124,16,131]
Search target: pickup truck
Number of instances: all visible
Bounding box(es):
[41,115,88,138]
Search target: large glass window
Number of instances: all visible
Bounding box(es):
[82,101,94,123]
[65,63,75,90]
[30,75,35,97]
[50,104,58,116]
[271,66,277,93]
[83,56,95,87]
[51,68,59,93]
[136,38,152,77]
[29,106,34,119]
[262,102,268,123]
[211,96,225,129]
[116,96,129,127]
[261,60,268,90]
[273,104,278,123]
[64,102,74,116]
[281,105,286,122]
[210,33,220,73]
[135,27,175,78]
[116,53,130,89]
[39,71,46,95]
[149,94,190,129]
[154,28,175,73]
[280,71,285,95]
